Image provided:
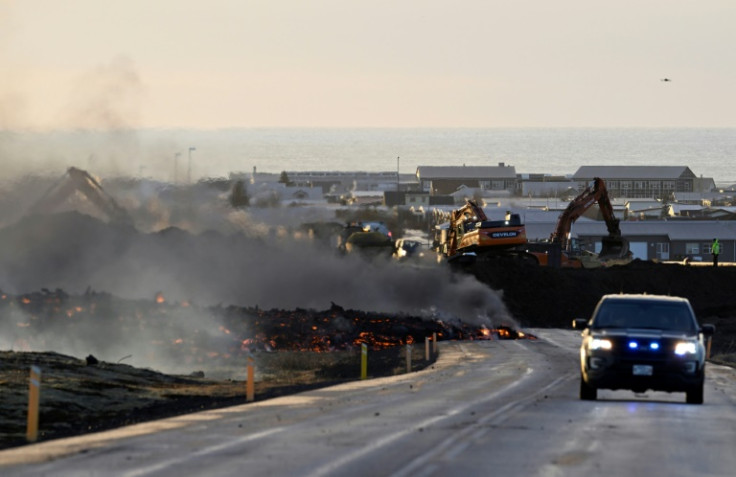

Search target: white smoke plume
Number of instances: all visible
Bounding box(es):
[0,175,515,373]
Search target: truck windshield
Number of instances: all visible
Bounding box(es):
[592,301,696,332]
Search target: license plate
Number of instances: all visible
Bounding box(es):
[633,365,653,376]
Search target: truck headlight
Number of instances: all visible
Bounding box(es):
[590,338,613,350]
[675,342,697,355]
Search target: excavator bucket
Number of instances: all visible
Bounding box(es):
[599,236,629,260]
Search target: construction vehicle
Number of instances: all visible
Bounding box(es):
[28,167,133,226]
[433,200,537,265]
[545,177,630,267]
[337,221,395,259]
[435,178,630,268]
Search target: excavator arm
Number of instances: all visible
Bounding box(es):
[550,177,627,259]
[28,167,132,226]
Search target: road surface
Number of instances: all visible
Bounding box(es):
[1,329,735,476]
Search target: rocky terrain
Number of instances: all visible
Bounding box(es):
[0,342,433,450]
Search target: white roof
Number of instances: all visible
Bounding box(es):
[626,200,665,211]
[674,192,728,201]
[573,166,694,180]
[670,204,705,212]
[572,220,736,240]
[417,165,517,180]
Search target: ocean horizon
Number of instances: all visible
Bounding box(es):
[2,127,735,186]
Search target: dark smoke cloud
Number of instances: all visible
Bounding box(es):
[0,184,514,372]
[57,56,145,178]
[0,210,511,327]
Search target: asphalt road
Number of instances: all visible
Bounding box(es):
[2,329,735,477]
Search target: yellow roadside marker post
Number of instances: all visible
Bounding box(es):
[27,365,41,442]
[406,344,412,373]
[360,343,368,380]
[425,337,430,361]
[706,336,713,360]
[246,355,255,402]
[433,332,437,355]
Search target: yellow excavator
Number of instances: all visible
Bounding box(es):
[436,178,630,268]
[434,200,537,265]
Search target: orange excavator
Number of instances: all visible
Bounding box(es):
[436,178,629,268]
[546,177,629,265]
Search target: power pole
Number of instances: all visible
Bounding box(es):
[396,156,400,192]
[174,152,181,184]
[188,147,196,184]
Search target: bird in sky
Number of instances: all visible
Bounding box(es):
[660,78,672,82]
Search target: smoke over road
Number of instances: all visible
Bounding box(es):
[0,170,518,373]
[0,209,512,328]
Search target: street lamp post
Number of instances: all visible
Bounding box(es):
[396,156,400,192]
[188,147,196,184]
[174,152,181,184]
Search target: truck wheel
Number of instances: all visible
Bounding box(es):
[686,384,704,404]
[580,375,597,401]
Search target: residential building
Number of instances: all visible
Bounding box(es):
[568,220,736,262]
[573,166,701,199]
[416,164,517,195]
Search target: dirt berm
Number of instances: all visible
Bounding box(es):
[470,259,736,358]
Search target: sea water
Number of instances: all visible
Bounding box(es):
[135,128,736,185]
[4,128,735,185]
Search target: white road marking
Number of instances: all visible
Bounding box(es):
[391,373,573,477]
[121,427,285,477]
[304,367,536,477]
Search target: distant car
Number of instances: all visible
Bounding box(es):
[393,238,426,261]
[359,221,392,238]
[337,221,392,253]
[573,294,715,404]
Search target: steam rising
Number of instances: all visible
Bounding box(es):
[0,179,513,371]
[0,210,511,323]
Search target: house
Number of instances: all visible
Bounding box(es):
[625,199,668,220]
[284,171,410,194]
[673,192,716,206]
[282,186,324,203]
[672,191,736,207]
[517,173,576,198]
[694,176,717,193]
[520,180,578,198]
[403,192,430,208]
[247,182,325,205]
[703,208,736,220]
[570,220,736,262]
[573,166,700,199]
[669,204,706,218]
[344,190,385,206]
[416,164,517,196]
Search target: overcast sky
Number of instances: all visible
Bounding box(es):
[2,0,735,129]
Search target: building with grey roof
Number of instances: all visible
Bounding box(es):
[416,164,517,195]
[573,166,698,199]
[564,220,736,262]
